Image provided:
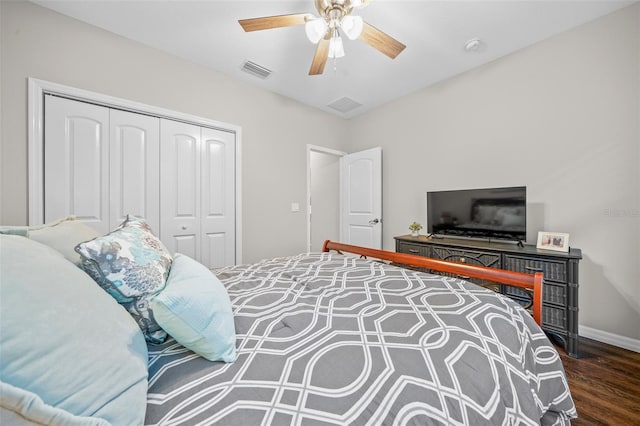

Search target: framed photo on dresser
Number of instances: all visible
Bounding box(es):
[537,231,570,252]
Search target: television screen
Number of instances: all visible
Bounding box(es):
[426,186,526,241]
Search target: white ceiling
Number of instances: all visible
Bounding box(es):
[32,0,634,118]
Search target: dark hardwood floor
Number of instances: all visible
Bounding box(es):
[556,337,640,425]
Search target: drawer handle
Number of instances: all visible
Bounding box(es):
[525,266,543,272]
[408,249,419,253]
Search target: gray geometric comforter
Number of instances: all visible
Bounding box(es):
[146,252,577,425]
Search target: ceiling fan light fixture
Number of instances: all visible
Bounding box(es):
[341,15,363,40]
[240,0,405,75]
[305,18,328,44]
[349,0,370,8]
[328,33,345,58]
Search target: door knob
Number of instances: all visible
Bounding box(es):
[369,218,380,225]
[181,225,188,230]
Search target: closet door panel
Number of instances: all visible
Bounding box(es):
[109,110,160,232]
[44,96,109,234]
[203,233,227,269]
[174,235,198,260]
[160,120,201,257]
[201,127,236,268]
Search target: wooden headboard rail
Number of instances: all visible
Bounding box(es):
[322,240,543,326]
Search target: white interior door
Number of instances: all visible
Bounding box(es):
[44,95,110,234]
[201,127,236,268]
[160,119,201,260]
[340,147,382,249]
[109,110,160,232]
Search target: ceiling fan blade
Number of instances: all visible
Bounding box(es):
[309,37,330,75]
[239,13,310,32]
[359,22,406,59]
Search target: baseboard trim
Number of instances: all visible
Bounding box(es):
[579,325,640,353]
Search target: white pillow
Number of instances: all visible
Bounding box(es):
[28,216,100,266]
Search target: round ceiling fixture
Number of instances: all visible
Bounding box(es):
[464,38,482,52]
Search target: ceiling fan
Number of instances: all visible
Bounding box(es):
[239,0,406,75]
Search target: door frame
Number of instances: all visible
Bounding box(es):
[306,144,347,252]
[27,78,243,264]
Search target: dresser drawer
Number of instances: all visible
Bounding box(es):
[543,282,567,306]
[431,246,501,269]
[504,281,566,306]
[543,304,567,330]
[396,241,427,256]
[503,255,567,283]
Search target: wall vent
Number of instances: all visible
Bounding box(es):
[328,97,362,114]
[240,60,272,79]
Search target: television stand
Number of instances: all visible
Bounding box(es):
[394,235,582,358]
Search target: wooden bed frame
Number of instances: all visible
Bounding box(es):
[322,240,543,326]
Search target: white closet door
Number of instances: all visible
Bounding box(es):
[201,127,236,268]
[160,119,201,260]
[44,95,110,234]
[109,110,160,232]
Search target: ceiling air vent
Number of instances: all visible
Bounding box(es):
[328,97,362,114]
[240,60,272,79]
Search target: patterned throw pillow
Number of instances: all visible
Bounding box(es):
[75,216,172,343]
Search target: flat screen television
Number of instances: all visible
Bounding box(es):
[426,186,526,242]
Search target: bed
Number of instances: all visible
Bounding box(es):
[145,241,575,425]
[0,219,576,426]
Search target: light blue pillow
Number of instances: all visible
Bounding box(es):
[0,235,148,425]
[151,253,237,362]
[75,215,171,343]
[0,381,110,426]
[0,226,28,236]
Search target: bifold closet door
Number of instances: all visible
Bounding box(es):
[44,95,110,234]
[201,127,236,269]
[160,120,236,268]
[43,94,237,268]
[44,96,160,234]
[160,120,202,261]
[109,110,160,232]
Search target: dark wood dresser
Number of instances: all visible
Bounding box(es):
[395,235,582,358]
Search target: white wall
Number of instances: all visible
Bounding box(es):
[310,150,341,251]
[348,4,640,341]
[0,0,348,263]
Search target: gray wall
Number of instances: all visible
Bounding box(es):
[348,4,640,341]
[2,1,639,342]
[0,0,348,263]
